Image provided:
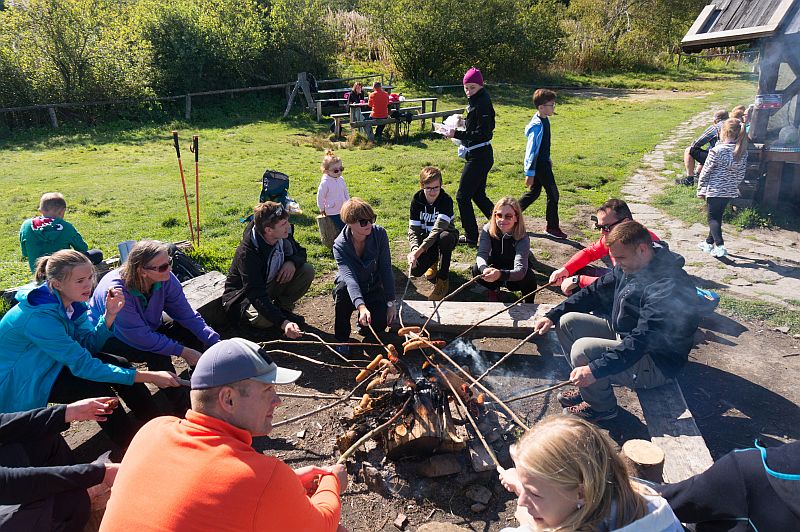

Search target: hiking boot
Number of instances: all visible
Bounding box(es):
[563,401,618,421]
[557,389,583,408]
[458,235,477,247]
[710,245,728,258]
[486,289,500,303]
[545,226,568,239]
[697,241,714,253]
[424,263,439,282]
[675,175,695,186]
[429,278,449,301]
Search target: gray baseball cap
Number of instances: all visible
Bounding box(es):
[191,338,301,390]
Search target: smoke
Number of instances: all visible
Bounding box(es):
[443,338,488,375]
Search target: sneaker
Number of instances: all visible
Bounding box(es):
[424,263,438,282]
[486,290,500,303]
[696,241,714,253]
[710,245,728,258]
[544,227,568,239]
[458,235,477,247]
[563,401,618,421]
[674,175,695,186]
[429,278,449,301]
[557,389,583,408]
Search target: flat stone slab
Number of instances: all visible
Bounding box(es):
[399,301,553,338]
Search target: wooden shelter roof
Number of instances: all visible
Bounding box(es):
[682,0,800,52]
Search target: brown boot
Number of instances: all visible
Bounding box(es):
[429,278,449,301]
[424,263,438,282]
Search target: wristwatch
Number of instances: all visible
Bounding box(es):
[570,276,580,286]
[386,301,395,308]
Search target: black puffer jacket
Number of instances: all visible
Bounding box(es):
[545,243,700,379]
[222,221,307,325]
[453,87,495,152]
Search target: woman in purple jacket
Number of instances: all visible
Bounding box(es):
[89,240,220,414]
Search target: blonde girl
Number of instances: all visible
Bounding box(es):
[317,149,350,232]
[696,118,748,258]
[498,415,682,531]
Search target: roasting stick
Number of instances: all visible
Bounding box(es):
[422,351,500,468]
[397,266,413,330]
[280,391,358,400]
[302,332,366,364]
[503,380,572,404]
[454,281,555,341]
[336,397,412,464]
[261,339,383,348]
[472,329,541,385]
[419,274,482,336]
[266,348,365,370]
[273,379,369,428]
[415,337,530,431]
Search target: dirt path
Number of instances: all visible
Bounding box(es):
[621,109,800,309]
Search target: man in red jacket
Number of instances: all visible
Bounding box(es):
[368,81,390,140]
[549,199,660,295]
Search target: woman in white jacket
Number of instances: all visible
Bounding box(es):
[498,415,683,531]
[696,118,748,258]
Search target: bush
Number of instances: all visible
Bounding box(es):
[364,0,563,83]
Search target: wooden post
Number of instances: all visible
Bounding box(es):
[185,94,191,120]
[47,107,58,128]
[763,161,784,208]
[420,100,427,130]
[677,53,682,71]
[431,99,438,131]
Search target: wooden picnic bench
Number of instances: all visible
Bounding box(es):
[348,107,465,141]
[314,86,395,121]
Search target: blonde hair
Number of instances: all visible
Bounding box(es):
[34,249,93,285]
[419,166,442,188]
[321,149,342,173]
[488,197,526,240]
[119,240,170,294]
[39,192,67,214]
[511,416,648,531]
[340,197,375,224]
[720,118,747,161]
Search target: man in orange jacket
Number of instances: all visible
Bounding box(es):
[368,81,390,140]
[100,338,347,532]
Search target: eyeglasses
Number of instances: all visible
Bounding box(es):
[357,216,377,227]
[143,257,173,272]
[423,185,441,191]
[494,212,516,221]
[591,216,627,233]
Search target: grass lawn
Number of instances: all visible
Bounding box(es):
[0,71,757,292]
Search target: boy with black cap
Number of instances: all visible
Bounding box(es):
[100,338,347,532]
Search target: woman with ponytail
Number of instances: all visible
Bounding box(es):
[0,250,180,447]
[498,415,682,531]
[696,118,748,258]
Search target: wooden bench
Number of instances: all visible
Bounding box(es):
[399,300,713,482]
[181,270,227,327]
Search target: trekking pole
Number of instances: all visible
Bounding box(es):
[172,130,195,245]
[191,134,200,246]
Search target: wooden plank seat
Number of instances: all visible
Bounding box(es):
[315,98,348,121]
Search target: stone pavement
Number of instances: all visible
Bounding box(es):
[622,109,800,309]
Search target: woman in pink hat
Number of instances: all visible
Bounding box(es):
[445,67,496,246]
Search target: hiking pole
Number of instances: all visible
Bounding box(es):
[172,131,195,245]
[191,135,200,246]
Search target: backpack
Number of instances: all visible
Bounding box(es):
[260,169,290,205]
[167,244,206,282]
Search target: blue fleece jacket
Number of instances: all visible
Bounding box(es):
[333,224,395,308]
[523,113,548,177]
[0,283,134,413]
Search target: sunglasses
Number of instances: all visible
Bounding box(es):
[265,205,285,224]
[329,166,344,174]
[357,216,377,227]
[143,257,173,272]
[494,212,516,221]
[591,215,627,233]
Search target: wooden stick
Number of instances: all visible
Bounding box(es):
[265,349,365,370]
[261,339,383,348]
[455,281,554,341]
[279,392,360,400]
[473,329,540,384]
[302,332,368,364]
[414,337,529,431]
[423,352,500,468]
[272,380,369,428]
[420,274,481,335]
[366,322,389,351]
[336,397,412,464]
[502,380,572,404]
[398,266,413,330]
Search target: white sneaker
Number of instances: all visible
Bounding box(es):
[697,241,713,253]
[710,245,728,258]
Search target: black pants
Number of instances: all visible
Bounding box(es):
[48,352,160,448]
[471,263,539,302]
[333,281,387,341]
[410,230,458,281]
[706,197,730,246]
[0,436,90,532]
[456,147,495,242]
[519,162,560,228]
[100,337,191,417]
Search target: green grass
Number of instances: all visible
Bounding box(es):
[719,295,800,334]
[0,72,757,291]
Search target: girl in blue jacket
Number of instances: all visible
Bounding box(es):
[0,250,180,446]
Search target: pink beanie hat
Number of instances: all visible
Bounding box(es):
[463,67,484,86]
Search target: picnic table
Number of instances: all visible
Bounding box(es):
[314,85,395,121]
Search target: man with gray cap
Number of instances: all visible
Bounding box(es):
[100,338,347,532]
